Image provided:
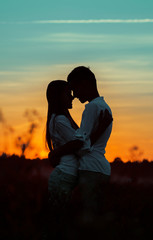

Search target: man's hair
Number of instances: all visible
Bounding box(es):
[67,66,96,86]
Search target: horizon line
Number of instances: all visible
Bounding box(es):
[1,19,153,24]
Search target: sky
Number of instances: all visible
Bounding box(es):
[0,0,153,161]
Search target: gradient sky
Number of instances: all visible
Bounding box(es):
[0,0,153,161]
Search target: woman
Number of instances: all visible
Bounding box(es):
[43,80,112,239]
[43,80,83,239]
[46,80,80,193]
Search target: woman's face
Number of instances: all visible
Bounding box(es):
[61,85,74,109]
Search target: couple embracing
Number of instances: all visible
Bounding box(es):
[44,66,113,239]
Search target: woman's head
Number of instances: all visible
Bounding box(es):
[46,80,73,113]
[46,80,74,151]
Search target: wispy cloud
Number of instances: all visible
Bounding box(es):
[26,33,112,43]
[32,19,153,24]
[1,19,153,24]
[23,32,153,45]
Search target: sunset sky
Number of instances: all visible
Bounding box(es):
[0,0,153,162]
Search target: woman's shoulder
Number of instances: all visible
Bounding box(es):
[56,115,75,133]
[52,114,72,128]
[55,114,68,122]
[49,114,70,131]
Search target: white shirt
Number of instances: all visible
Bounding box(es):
[74,97,112,176]
[49,114,79,176]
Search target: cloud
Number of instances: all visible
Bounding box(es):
[32,19,153,24]
[23,32,153,46]
[28,33,112,43]
[1,19,153,24]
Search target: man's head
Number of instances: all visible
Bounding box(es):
[67,66,98,103]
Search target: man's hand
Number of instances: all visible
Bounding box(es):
[48,151,60,168]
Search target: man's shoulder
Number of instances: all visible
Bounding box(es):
[84,101,98,111]
[84,97,112,116]
[85,97,105,110]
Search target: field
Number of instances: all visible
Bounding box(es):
[0,155,153,240]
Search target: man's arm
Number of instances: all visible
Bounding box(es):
[90,109,113,145]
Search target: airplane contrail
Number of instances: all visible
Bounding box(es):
[1,19,153,24]
[33,19,153,24]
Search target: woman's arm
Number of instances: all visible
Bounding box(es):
[49,139,83,157]
[48,139,84,167]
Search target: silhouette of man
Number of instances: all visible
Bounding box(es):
[67,66,112,221]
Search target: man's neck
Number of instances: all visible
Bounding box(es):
[88,91,100,102]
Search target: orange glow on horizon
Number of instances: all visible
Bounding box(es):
[1,107,153,162]
[0,70,153,162]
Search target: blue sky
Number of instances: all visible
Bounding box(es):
[0,0,153,70]
[0,0,153,160]
[1,0,153,20]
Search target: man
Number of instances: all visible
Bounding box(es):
[50,66,113,221]
[67,66,112,219]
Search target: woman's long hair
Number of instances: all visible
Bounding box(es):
[46,80,68,151]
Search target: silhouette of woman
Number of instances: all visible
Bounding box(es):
[43,80,81,239]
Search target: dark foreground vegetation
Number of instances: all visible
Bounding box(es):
[0,154,153,240]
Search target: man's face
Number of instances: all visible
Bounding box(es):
[71,83,87,103]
